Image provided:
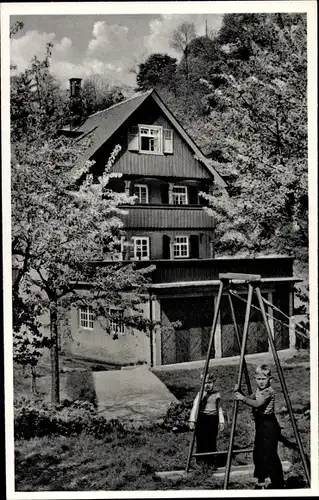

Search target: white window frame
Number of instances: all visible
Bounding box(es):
[133,184,149,204]
[172,185,188,205]
[79,306,94,329]
[139,125,163,155]
[109,308,126,336]
[132,236,150,260]
[163,128,173,154]
[112,236,125,261]
[173,236,189,259]
[104,236,124,261]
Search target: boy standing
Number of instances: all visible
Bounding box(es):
[189,372,225,468]
[235,364,284,489]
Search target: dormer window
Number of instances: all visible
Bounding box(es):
[128,125,173,155]
[133,184,149,204]
[172,185,188,205]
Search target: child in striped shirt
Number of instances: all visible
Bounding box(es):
[235,364,284,489]
[189,372,225,468]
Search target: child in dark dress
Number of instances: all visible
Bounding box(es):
[234,364,284,489]
[189,372,225,468]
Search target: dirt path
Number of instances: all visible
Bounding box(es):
[93,365,178,426]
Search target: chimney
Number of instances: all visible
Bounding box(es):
[68,78,83,129]
[69,77,82,98]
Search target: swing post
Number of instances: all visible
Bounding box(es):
[227,290,253,395]
[185,280,224,473]
[255,287,311,487]
[223,283,254,489]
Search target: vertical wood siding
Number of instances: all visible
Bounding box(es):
[94,100,212,179]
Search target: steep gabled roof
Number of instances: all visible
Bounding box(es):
[71,89,226,187]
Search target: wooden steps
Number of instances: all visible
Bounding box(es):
[155,460,291,481]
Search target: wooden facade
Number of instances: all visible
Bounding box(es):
[66,89,298,366]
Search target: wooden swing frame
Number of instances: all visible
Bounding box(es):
[155,273,311,489]
[184,273,310,489]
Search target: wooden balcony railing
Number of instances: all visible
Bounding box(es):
[95,256,294,285]
[121,205,215,229]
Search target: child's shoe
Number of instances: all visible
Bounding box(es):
[254,482,267,489]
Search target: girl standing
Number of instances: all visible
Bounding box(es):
[189,372,225,468]
[234,364,284,489]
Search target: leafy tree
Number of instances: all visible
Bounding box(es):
[12,131,155,403]
[194,13,308,305]
[135,53,177,92]
[11,43,66,142]
[11,51,153,404]
[10,20,24,38]
[82,74,125,116]
[170,22,196,84]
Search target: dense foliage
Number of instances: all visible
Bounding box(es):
[82,74,125,116]
[14,398,126,440]
[136,14,308,296]
[11,44,153,403]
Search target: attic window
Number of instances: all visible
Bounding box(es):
[128,125,173,155]
[140,126,162,154]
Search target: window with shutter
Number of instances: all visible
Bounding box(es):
[190,235,199,259]
[172,185,188,205]
[163,129,173,153]
[188,186,199,205]
[133,184,149,204]
[132,237,150,260]
[128,126,139,151]
[139,125,162,154]
[173,236,189,258]
[161,185,169,204]
[162,235,171,259]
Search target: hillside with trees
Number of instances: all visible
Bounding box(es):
[136,14,308,303]
[10,13,309,403]
[11,42,153,403]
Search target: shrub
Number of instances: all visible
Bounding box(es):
[65,370,97,407]
[14,398,126,440]
[161,401,193,432]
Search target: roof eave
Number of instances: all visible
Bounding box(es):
[151,90,226,188]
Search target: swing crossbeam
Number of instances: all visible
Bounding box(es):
[219,273,261,281]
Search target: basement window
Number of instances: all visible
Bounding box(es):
[109,308,126,336]
[79,306,94,329]
[173,236,189,258]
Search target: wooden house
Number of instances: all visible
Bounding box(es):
[63,83,298,367]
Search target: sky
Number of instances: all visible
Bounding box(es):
[10,14,223,88]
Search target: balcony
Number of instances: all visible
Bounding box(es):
[147,256,294,285]
[93,256,295,287]
[121,204,215,229]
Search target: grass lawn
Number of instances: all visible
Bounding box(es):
[14,352,310,491]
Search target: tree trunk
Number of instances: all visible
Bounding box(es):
[50,303,60,404]
[31,365,38,395]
